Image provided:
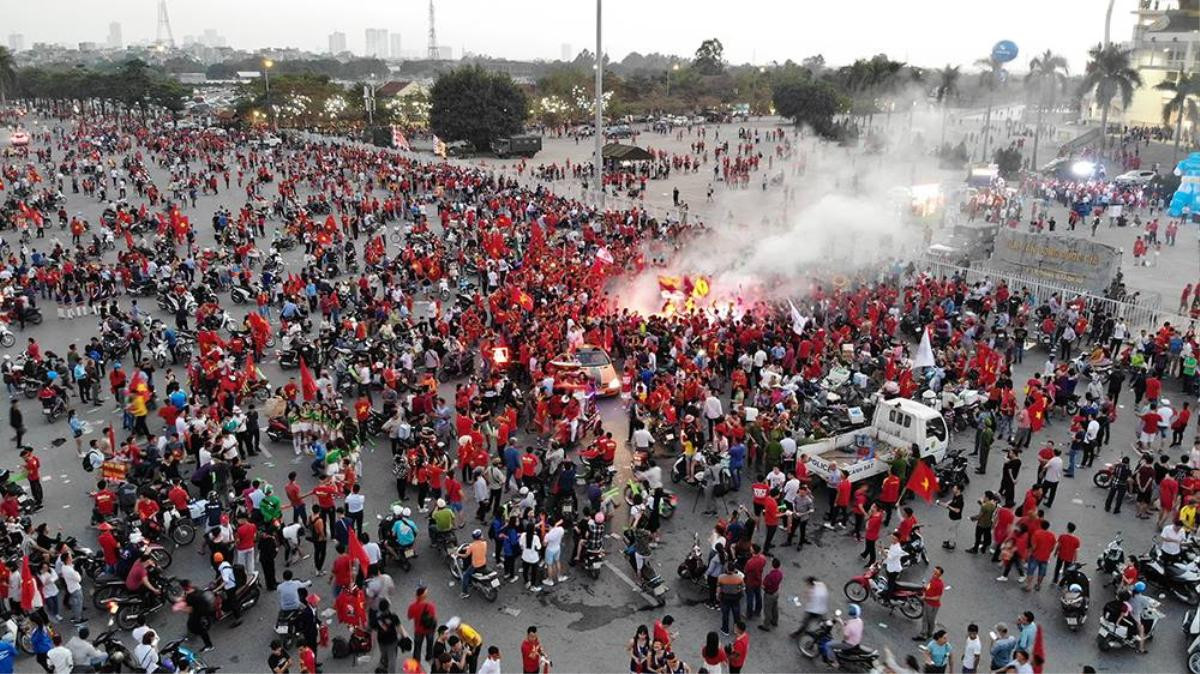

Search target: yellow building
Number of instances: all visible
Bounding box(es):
[1122,0,1199,127]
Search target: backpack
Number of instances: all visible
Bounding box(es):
[349,628,373,654]
[81,449,102,472]
[331,636,350,659]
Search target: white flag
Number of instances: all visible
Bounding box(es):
[913,327,936,369]
[595,246,613,265]
[788,300,807,336]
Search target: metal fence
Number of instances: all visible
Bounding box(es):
[918,256,1194,335]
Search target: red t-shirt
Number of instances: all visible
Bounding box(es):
[880,476,900,503]
[1056,533,1080,562]
[924,576,945,608]
[24,456,40,481]
[168,486,189,512]
[835,480,852,507]
[750,482,770,507]
[1031,528,1056,562]
[1161,476,1180,509]
[332,553,354,586]
[762,498,780,527]
[897,516,917,542]
[729,633,749,668]
[652,620,672,648]
[286,481,304,507]
[313,484,337,509]
[407,599,436,635]
[1141,412,1162,434]
[236,522,258,551]
[93,489,117,516]
[99,531,120,564]
[865,511,884,541]
[520,453,539,478]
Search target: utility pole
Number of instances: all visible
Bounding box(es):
[263,59,274,128]
[593,0,604,207]
[1104,0,1116,46]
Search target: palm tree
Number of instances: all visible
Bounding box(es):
[935,65,961,146]
[974,56,1006,162]
[0,46,15,106]
[1157,73,1200,161]
[1025,50,1069,171]
[1078,43,1142,157]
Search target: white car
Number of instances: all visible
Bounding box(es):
[1114,169,1156,185]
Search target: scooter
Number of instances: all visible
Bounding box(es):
[583,539,605,580]
[266,417,292,443]
[624,529,668,606]
[795,610,879,672]
[842,563,925,619]
[206,572,263,626]
[621,477,677,519]
[448,543,500,602]
[935,450,970,497]
[1184,607,1200,673]
[1059,563,1091,630]
[1135,547,1200,604]
[1097,596,1164,651]
[900,525,929,568]
[1097,533,1126,585]
[676,533,707,593]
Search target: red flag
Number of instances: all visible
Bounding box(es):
[905,459,939,503]
[299,358,318,402]
[515,290,534,312]
[106,425,118,454]
[19,555,37,611]
[348,529,371,572]
[244,353,257,384]
[124,229,135,250]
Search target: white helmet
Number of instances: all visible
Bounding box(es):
[391,504,403,517]
[445,616,461,631]
[401,507,412,517]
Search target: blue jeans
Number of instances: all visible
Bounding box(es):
[720,595,742,634]
[745,586,762,618]
[1066,448,1078,476]
[730,467,743,491]
[461,564,474,595]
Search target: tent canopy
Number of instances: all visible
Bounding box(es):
[602,143,654,161]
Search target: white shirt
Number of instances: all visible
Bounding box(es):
[1161,524,1186,555]
[544,525,564,554]
[804,581,829,615]
[478,657,503,674]
[962,635,982,669]
[345,493,365,514]
[364,542,382,564]
[703,396,723,420]
[1085,420,1100,443]
[780,437,797,461]
[520,534,542,564]
[885,543,905,573]
[1043,456,1063,483]
[1158,406,1174,428]
[632,428,654,449]
[47,645,73,673]
[61,563,82,594]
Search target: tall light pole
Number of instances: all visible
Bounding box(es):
[1104,0,1116,46]
[593,0,604,206]
[363,75,377,127]
[263,58,274,128]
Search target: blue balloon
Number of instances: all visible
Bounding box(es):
[992,40,1019,63]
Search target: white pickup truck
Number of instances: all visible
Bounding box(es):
[803,397,950,484]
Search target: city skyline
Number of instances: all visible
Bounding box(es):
[3,0,1142,71]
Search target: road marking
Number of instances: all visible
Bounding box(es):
[601,559,657,605]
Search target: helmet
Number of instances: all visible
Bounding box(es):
[519,487,529,496]
[1068,584,1082,593]
[212,552,224,564]
[391,504,403,517]
[401,507,412,517]
[472,529,482,539]
[1133,581,1146,593]
[847,604,861,618]
[594,512,605,524]
[436,498,446,509]
[445,616,461,631]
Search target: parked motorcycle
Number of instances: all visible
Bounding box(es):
[1059,563,1091,630]
[624,529,668,606]
[676,533,707,593]
[934,450,970,497]
[1134,547,1200,604]
[1184,607,1200,673]
[622,477,677,519]
[1097,595,1164,651]
[842,563,925,619]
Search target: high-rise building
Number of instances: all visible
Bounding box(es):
[561,43,572,62]
[1117,0,1200,125]
[7,33,24,52]
[390,34,404,59]
[107,22,123,49]
[200,28,226,48]
[328,31,347,55]
[364,28,389,59]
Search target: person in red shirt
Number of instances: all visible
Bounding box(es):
[283,472,307,525]
[896,507,918,544]
[1172,402,1192,448]
[832,473,852,528]
[652,615,676,650]
[312,477,338,530]
[331,545,354,595]
[135,495,161,536]
[407,586,437,663]
[97,522,120,573]
[1159,471,1181,527]
[168,479,190,515]
[862,503,884,566]
[1052,522,1081,584]
[743,545,767,619]
[20,447,42,506]
[91,480,117,524]
[235,515,258,571]
[444,474,464,528]
[727,621,750,673]
[520,626,548,674]
[879,471,901,525]
[918,565,945,640]
[1026,520,1057,592]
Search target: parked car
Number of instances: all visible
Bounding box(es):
[1114,169,1157,186]
[546,344,621,396]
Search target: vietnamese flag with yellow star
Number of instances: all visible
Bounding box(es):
[905,458,939,504]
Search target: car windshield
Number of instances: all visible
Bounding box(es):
[576,350,610,367]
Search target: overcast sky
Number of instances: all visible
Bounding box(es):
[8,0,1138,72]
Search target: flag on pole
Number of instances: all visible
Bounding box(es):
[905,459,939,503]
[19,555,37,611]
[391,125,411,151]
[433,135,447,158]
[595,246,614,265]
[912,327,936,369]
[787,299,807,336]
[348,530,371,573]
[300,358,318,402]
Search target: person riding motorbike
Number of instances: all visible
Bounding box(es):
[821,603,866,665]
[430,499,456,549]
[213,552,244,626]
[392,507,419,551]
[457,530,489,599]
[581,432,616,475]
[1102,589,1143,652]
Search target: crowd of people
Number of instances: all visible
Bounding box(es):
[0,98,1195,674]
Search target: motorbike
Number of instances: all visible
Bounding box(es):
[1059,563,1091,630]
[205,572,263,627]
[583,538,605,580]
[87,629,134,672]
[1135,547,1200,604]
[275,608,302,648]
[135,637,219,673]
[0,467,39,514]
[795,610,879,672]
[0,322,15,348]
[934,450,970,497]
[900,525,929,568]
[448,543,500,602]
[229,284,256,305]
[1092,462,1118,489]
[1097,533,1126,586]
[1097,596,1164,652]
[842,563,925,619]
[1184,607,1200,673]
[675,532,707,593]
[624,529,668,606]
[622,477,677,519]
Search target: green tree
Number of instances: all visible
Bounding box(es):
[0,46,14,105]
[1078,43,1142,156]
[974,55,1006,161]
[934,65,961,146]
[1025,50,1069,170]
[430,65,528,150]
[772,78,847,138]
[1156,72,1200,161]
[693,38,724,76]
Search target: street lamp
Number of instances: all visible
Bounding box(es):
[593,0,604,206]
[262,58,274,128]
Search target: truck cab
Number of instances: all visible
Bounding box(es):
[803,398,949,484]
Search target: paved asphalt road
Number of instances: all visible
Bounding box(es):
[3,112,1195,674]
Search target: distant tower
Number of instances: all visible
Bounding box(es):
[155,0,176,49]
[427,0,438,60]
